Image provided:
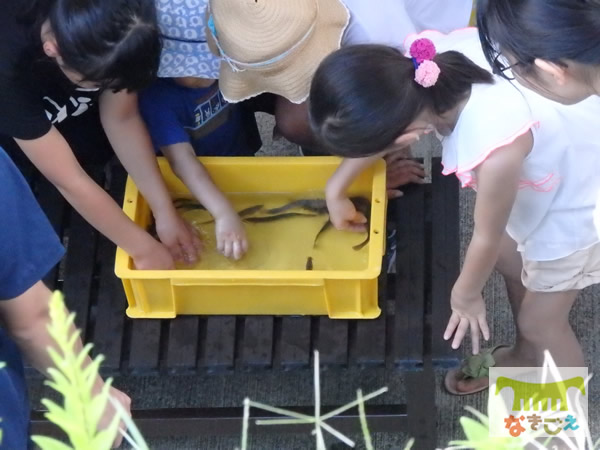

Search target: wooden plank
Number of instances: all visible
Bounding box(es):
[61,166,104,338]
[166,316,201,373]
[92,166,128,374]
[93,232,127,374]
[393,184,425,369]
[431,159,460,366]
[316,318,348,367]
[279,317,311,370]
[241,317,273,369]
[35,176,68,289]
[128,320,162,373]
[202,316,236,372]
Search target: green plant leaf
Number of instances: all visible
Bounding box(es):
[403,437,415,450]
[88,389,112,429]
[31,435,73,450]
[90,414,121,450]
[460,416,489,442]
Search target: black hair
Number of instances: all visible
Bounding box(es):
[20,0,161,92]
[309,45,493,157]
[477,0,600,80]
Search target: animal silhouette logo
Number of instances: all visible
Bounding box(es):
[495,376,585,412]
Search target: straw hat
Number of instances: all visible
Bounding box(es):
[207,0,350,104]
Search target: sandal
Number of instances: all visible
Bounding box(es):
[444,344,510,396]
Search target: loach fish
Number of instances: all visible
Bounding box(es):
[266,199,329,215]
[312,196,372,251]
[245,212,318,223]
[172,196,372,251]
[306,256,313,270]
[173,199,266,224]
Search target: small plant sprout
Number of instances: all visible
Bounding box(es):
[237,350,388,449]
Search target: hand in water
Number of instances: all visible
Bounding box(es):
[215,213,248,260]
[132,238,175,270]
[155,212,202,264]
[443,287,490,355]
[326,195,367,232]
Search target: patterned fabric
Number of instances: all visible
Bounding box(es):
[156,0,221,79]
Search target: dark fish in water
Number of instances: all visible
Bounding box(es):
[174,199,265,224]
[173,198,207,213]
[313,219,333,248]
[267,199,328,215]
[306,256,313,270]
[172,195,372,251]
[245,212,318,223]
[312,196,372,251]
[193,204,266,225]
[239,204,265,217]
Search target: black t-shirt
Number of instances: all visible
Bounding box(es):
[0,0,101,141]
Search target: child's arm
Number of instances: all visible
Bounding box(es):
[162,143,248,260]
[99,89,201,263]
[0,282,131,447]
[325,155,381,231]
[444,131,533,354]
[15,129,174,269]
[326,149,424,231]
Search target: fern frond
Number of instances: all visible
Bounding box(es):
[31,291,148,450]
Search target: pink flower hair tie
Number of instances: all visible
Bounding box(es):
[409,38,440,88]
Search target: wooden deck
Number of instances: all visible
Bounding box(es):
[26,158,460,449]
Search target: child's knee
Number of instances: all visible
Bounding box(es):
[516,311,569,344]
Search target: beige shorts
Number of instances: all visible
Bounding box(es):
[522,242,600,292]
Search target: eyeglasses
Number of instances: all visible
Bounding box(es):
[491,52,522,81]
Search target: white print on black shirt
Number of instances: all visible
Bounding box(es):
[43,87,99,124]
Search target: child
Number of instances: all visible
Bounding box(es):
[139,77,261,260]
[477,0,600,105]
[206,0,437,185]
[0,146,130,448]
[0,0,200,270]
[308,28,600,395]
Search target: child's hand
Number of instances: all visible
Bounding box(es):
[155,212,202,264]
[385,153,425,198]
[326,195,368,232]
[215,213,248,260]
[93,383,132,448]
[443,287,490,355]
[132,239,175,270]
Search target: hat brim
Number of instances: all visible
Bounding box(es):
[211,0,349,104]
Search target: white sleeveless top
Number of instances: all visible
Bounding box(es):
[406,28,600,261]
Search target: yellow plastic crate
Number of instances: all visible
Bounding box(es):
[115,157,386,319]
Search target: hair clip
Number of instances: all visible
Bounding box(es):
[409,38,440,88]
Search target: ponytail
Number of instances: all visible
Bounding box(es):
[430,51,494,113]
[309,44,492,157]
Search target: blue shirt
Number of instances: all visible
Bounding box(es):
[139,79,260,157]
[0,146,65,449]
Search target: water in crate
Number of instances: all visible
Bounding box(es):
[170,192,372,271]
